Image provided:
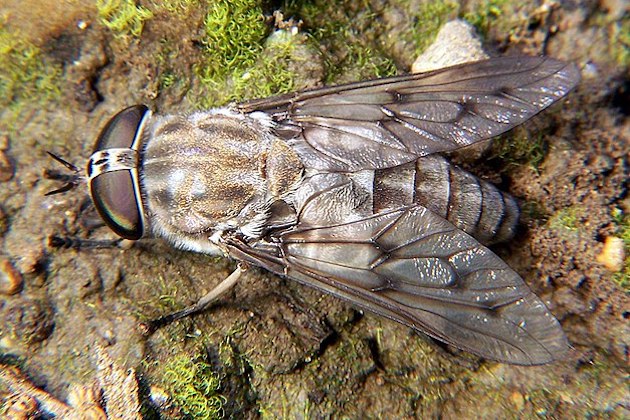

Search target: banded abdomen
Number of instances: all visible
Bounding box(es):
[373,156,519,245]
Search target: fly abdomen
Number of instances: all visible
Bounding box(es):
[415,155,519,245]
[373,156,519,245]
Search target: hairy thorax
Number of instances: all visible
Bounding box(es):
[140,109,303,247]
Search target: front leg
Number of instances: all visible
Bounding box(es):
[139,264,248,335]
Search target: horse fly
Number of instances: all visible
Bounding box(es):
[50,56,580,365]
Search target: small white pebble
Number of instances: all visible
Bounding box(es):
[149,385,171,409]
[596,236,625,271]
[412,20,488,73]
[582,61,599,79]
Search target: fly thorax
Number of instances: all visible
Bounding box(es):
[262,139,303,200]
[235,139,304,238]
[141,109,275,243]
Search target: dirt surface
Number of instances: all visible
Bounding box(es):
[0,0,628,418]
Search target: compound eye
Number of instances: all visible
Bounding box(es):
[88,105,149,240]
[94,105,149,151]
[91,170,143,239]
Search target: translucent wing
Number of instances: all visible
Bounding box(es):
[238,56,580,171]
[226,206,569,365]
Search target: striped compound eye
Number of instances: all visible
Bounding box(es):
[87,105,151,240]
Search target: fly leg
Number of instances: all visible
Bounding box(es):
[48,235,124,249]
[140,264,247,335]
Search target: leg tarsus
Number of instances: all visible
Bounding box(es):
[48,235,122,250]
[140,264,246,336]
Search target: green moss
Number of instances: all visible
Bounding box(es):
[155,38,191,94]
[461,0,510,38]
[520,201,548,222]
[133,274,183,325]
[410,0,459,56]
[96,0,154,38]
[611,208,630,292]
[186,0,274,107]
[590,9,630,67]
[285,0,396,84]
[160,0,199,14]
[160,71,177,89]
[0,21,61,113]
[489,128,547,172]
[609,15,630,67]
[251,329,376,417]
[188,0,404,107]
[327,42,397,84]
[217,326,258,375]
[160,353,225,420]
[194,28,304,107]
[195,0,267,82]
[230,32,298,101]
[308,6,396,84]
[549,206,584,233]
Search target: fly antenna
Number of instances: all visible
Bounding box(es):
[47,151,79,172]
[44,151,83,196]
